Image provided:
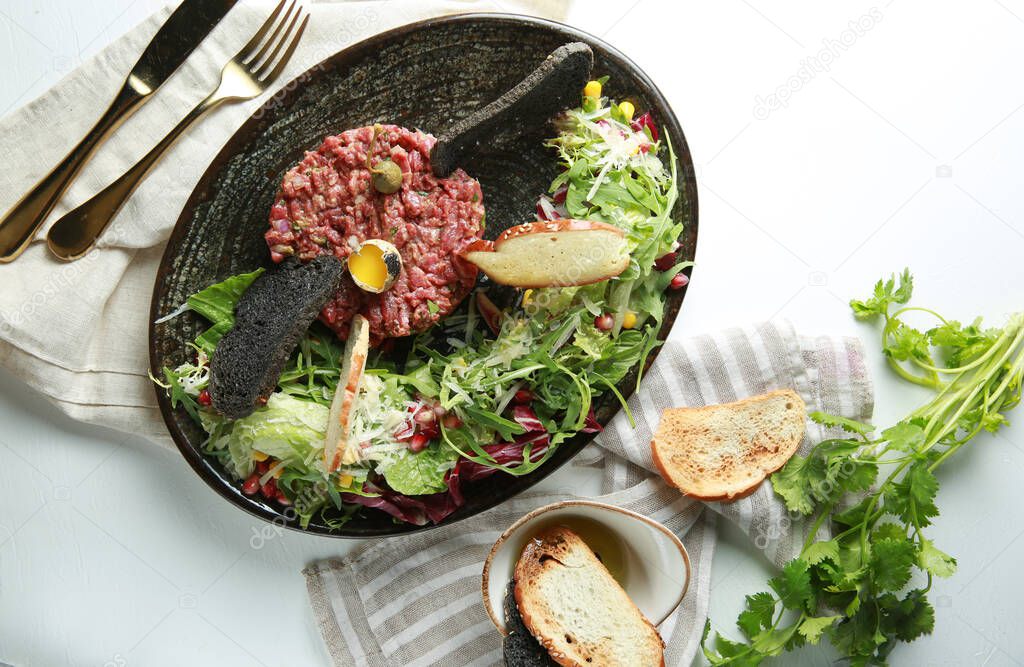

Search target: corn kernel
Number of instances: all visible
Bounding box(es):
[522,289,533,306]
[618,101,635,121]
[252,450,269,462]
[583,80,602,98]
[622,311,638,329]
[338,474,354,489]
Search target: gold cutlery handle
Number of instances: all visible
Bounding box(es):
[46,95,222,261]
[0,83,146,262]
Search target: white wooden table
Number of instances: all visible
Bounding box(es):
[1,1,1022,665]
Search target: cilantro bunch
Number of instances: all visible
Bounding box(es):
[702,270,1024,665]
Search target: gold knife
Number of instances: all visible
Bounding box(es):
[0,0,237,263]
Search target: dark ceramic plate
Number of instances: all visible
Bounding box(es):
[150,14,698,537]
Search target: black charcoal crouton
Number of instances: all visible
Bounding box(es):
[431,42,593,178]
[503,579,558,667]
[209,255,345,419]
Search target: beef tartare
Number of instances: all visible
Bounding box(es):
[265,124,485,344]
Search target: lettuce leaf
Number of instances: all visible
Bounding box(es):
[206,392,327,478]
[381,444,459,495]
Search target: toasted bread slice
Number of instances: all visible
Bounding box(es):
[651,389,806,501]
[514,526,665,667]
[462,220,629,288]
[209,255,345,419]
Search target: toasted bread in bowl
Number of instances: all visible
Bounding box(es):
[513,525,665,667]
[651,389,807,501]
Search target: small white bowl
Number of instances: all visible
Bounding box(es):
[482,500,690,634]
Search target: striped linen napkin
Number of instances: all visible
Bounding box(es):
[303,321,874,666]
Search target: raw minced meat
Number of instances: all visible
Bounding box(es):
[265,124,485,344]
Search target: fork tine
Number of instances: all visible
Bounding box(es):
[237,0,288,58]
[256,10,308,83]
[243,0,297,66]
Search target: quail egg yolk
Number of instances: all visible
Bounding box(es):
[349,243,388,291]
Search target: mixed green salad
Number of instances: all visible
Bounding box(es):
[156,79,690,529]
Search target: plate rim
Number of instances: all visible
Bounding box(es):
[149,11,700,538]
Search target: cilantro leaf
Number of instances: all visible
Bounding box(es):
[885,462,940,528]
[882,422,926,453]
[771,452,826,515]
[702,621,763,666]
[917,539,957,578]
[879,589,935,642]
[870,522,907,543]
[849,268,913,320]
[803,539,840,565]
[830,602,886,659]
[870,536,917,591]
[737,592,776,639]
[769,559,813,611]
[797,615,839,644]
[809,411,874,436]
[885,323,933,364]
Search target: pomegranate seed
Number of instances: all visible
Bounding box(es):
[261,478,278,499]
[432,403,446,418]
[669,273,690,290]
[276,491,292,506]
[409,433,430,452]
[414,409,436,426]
[197,389,212,406]
[654,252,677,271]
[595,313,614,332]
[242,474,260,496]
[513,388,534,404]
[255,459,270,475]
[442,413,462,429]
[419,421,440,439]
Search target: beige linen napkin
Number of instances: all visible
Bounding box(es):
[0,0,572,448]
[304,322,874,666]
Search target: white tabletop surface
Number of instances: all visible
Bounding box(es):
[2,1,1023,665]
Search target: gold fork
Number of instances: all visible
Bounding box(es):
[46,0,309,261]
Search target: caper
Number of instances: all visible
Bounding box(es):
[371,159,403,194]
